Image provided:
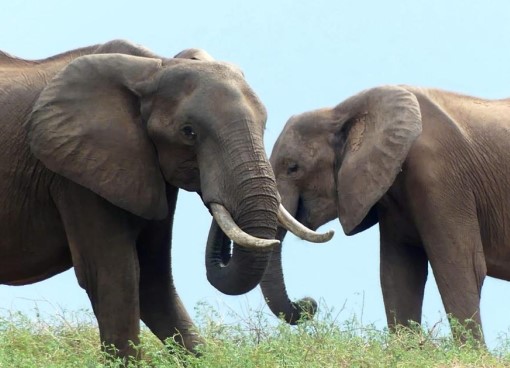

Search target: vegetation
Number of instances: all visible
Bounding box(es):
[0,302,509,367]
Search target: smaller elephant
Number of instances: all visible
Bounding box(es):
[264,85,510,342]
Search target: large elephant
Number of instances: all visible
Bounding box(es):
[264,85,510,342]
[0,39,324,358]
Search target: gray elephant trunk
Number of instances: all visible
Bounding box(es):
[259,190,318,324]
[205,121,279,295]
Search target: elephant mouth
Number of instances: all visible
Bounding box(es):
[207,222,233,266]
[294,197,315,231]
[219,232,233,265]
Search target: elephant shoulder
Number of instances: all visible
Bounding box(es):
[0,50,32,69]
[399,87,473,144]
[0,46,98,84]
[0,40,159,79]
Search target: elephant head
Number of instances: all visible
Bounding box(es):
[25,53,301,296]
[173,48,215,61]
[262,85,422,323]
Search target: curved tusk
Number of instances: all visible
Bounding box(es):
[210,203,280,249]
[277,204,334,243]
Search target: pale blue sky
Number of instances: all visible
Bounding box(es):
[1,0,510,349]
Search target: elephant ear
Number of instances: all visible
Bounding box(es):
[335,86,422,235]
[26,54,169,220]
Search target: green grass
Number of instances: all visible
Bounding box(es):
[0,303,509,367]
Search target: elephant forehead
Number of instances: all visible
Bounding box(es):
[162,61,244,86]
[157,67,254,106]
[156,62,266,122]
[276,130,319,164]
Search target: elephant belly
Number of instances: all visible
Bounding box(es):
[480,208,510,281]
[0,245,72,286]
[485,252,510,281]
[0,195,72,285]
[0,223,71,285]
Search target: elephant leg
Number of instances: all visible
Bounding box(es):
[137,186,203,353]
[423,223,486,341]
[409,183,486,342]
[54,184,143,358]
[138,243,202,352]
[83,245,141,358]
[379,211,428,330]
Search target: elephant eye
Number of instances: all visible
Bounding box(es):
[181,125,197,140]
[287,162,299,175]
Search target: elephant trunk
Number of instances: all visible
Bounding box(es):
[205,120,279,295]
[259,188,318,324]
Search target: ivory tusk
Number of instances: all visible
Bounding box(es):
[277,204,334,243]
[210,203,280,249]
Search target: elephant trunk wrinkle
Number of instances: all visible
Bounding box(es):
[204,128,279,295]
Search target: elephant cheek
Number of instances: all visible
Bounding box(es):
[165,165,201,192]
[158,151,201,191]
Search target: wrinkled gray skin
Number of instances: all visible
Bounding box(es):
[0,40,279,358]
[266,85,510,342]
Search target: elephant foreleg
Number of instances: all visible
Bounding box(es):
[420,219,486,342]
[138,264,202,352]
[54,184,144,358]
[409,180,486,342]
[84,248,141,358]
[379,214,428,330]
[137,186,203,353]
